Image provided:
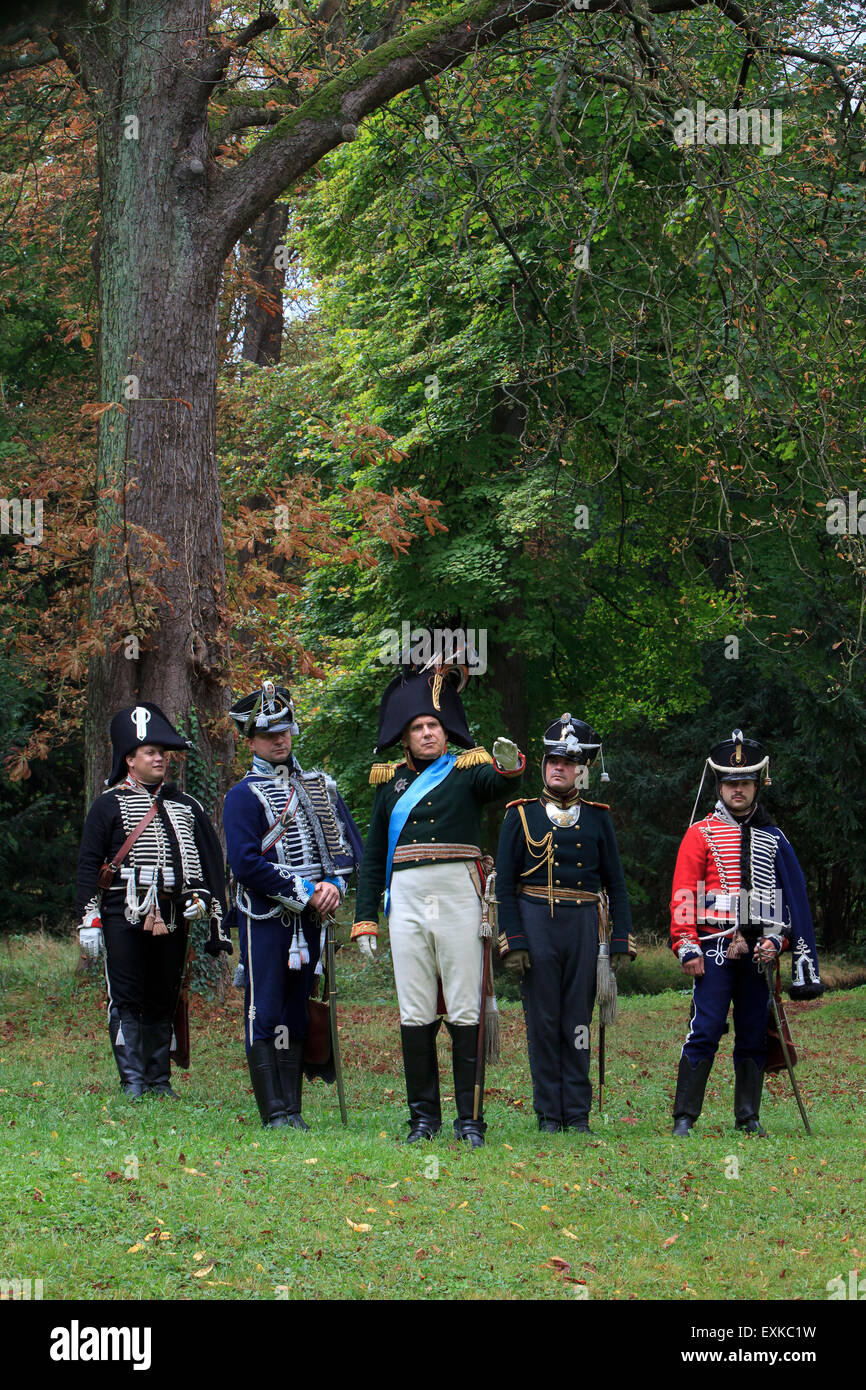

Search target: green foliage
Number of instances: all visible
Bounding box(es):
[0,656,80,931]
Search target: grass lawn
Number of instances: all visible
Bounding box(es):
[1,931,864,1302]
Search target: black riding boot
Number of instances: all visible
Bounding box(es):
[142,1020,179,1099]
[274,1039,310,1131]
[734,1059,767,1135]
[401,1021,442,1142]
[446,1021,486,1148]
[247,1040,290,1128]
[672,1055,713,1136]
[109,1007,147,1101]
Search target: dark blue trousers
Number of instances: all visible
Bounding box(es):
[239,909,322,1054]
[682,941,768,1067]
[519,898,597,1125]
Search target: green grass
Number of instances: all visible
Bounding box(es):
[1,932,864,1301]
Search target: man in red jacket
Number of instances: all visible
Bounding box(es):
[670,729,819,1136]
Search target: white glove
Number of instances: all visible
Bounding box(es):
[183,892,209,921]
[357,934,378,961]
[493,736,520,772]
[79,925,103,958]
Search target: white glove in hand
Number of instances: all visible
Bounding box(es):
[183,892,209,921]
[493,736,520,772]
[79,925,103,958]
[357,934,378,961]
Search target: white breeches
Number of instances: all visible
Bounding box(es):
[389,862,483,1026]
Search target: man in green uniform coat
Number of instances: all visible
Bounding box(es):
[496,714,635,1132]
[353,663,524,1146]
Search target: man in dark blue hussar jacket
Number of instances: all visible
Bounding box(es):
[223,681,362,1130]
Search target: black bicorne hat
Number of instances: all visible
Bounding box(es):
[106,704,191,786]
[375,666,474,752]
[542,713,602,765]
[229,681,299,738]
[708,728,770,784]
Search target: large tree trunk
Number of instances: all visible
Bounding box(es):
[80,2,231,802]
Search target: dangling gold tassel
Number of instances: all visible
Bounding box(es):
[484,995,500,1064]
[142,912,154,934]
[726,929,748,959]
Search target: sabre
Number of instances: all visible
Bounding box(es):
[759,956,812,1136]
[325,914,348,1125]
[598,1026,605,1113]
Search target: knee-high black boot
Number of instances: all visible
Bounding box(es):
[401,1021,442,1142]
[247,1040,290,1128]
[734,1059,766,1135]
[142,1020,179,1099]
[446,1021,485,1148]
[274,1039,310,1131]
[672,1055,713,1136]
[109,1006,147,1101]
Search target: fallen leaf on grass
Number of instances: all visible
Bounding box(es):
[542,1257,572,1272]
[662,1235,679,1249]
[510,1222,525,1230]
[191,1262,215,1278]
[304,1158,318,1165]
[346,1218,371,1233]
[127,1243,145,1254]
[562,1229,578,1240]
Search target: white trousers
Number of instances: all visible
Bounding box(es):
[389,861,483,1026]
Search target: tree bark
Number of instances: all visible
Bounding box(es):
[242,204,289,366]
[76,2,231,800]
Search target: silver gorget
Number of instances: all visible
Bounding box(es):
[545,800,581,828]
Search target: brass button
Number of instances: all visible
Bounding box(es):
[578,862,582,867]
[554,860,559,866]
[431,836,436,841]
[555,879,561,885]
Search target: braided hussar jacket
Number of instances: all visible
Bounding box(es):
[76,780,230,953]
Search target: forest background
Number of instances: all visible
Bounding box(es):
[1,0,864,963]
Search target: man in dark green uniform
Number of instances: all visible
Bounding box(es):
[496,714,635,1133]
[352,663,524,1146]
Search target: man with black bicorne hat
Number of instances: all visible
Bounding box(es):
[496,714,635,1134]
[670,729,822,1137]
[76,704,230,1101]
[352,660,525,1147]
[223,681,363,1130]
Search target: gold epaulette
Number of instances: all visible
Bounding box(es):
[369,760,404,785]
[579,797,610,810]
[455,746,493,769]
[506,797,535,809]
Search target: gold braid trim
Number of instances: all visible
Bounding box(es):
[516,803,555,916]
[455,746,493,768]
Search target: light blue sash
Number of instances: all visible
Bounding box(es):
[384,754,456,916]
